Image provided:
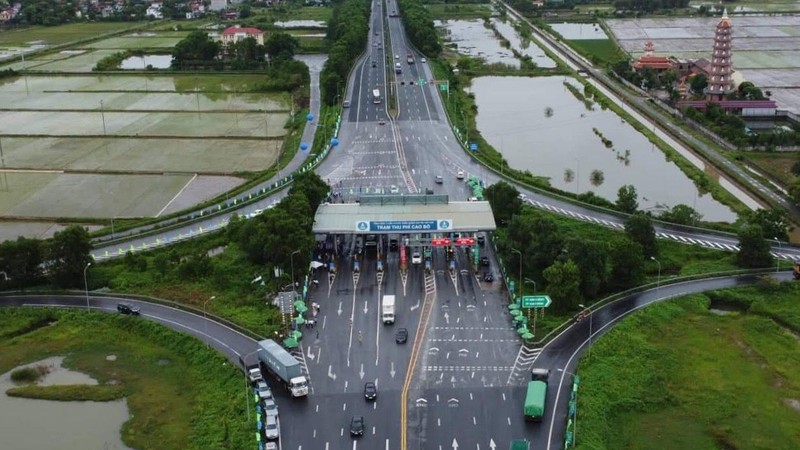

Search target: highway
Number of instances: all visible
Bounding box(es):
[3,271,793,449]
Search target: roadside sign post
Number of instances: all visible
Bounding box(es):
[521,295,551,339]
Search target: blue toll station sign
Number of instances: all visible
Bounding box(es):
[355,220,453,232]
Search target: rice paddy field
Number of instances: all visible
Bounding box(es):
[605,15,800,113]
[0,70,290,221]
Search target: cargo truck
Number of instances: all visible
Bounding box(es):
[524,380,547,421]
[257,339,309,398]
[382,295,396,324]
[246,364,264,384]
[510,439,530,450]
[406,53,414,64]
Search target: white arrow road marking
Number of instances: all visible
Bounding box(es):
[390,362,396,378]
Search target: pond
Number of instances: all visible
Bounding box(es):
[471,76,737,222]
[550,22,609,40]
[490,18,557,69]
[274,20,327,28]
[120,54,172,70]
[0,356,132,450]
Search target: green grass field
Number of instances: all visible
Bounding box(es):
[568,39,624,66]
[740,151,798,186]
[0,308,251,449]
[574,282,800,450]
[0,22,141,47]
[85,33,188,50]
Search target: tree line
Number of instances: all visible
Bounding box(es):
[0,226,92,290]
[319,0,370,105]
[485,181,786,314]
[396,0,441,57]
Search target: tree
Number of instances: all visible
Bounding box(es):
[232,37,265,64]
[689,74,707,95]
[542,259,581,313]
[736,224,773,268]
[564,239,609,299]
[485,181,522,225]
[616,184,639,214]
[624,213,657,258]
[745,208,790,242]
[265,32,299,64]
[0,236,44,289]
[658,204,703,226]
[290,172,330,211]
[47,225,92,288]
[171,30,220,69]
[608,238,645,291]
[504,212,564,280]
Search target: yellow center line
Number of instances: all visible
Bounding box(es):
[400,275,436,449]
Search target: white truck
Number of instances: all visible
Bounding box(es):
[258,339,309,398]
[382,295,396,324]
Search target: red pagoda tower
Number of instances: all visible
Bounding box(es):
[705,10,733,101]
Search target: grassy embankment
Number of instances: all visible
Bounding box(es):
[0,307,251,450]
[574,281,800,449]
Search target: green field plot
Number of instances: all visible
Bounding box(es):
[0,137,281,173]
[575,284,800,450]
[2,172,199,218]
[0,74,284,94]
[0,22,140,48]
[28,49,120,72]
[0,87,289,112]
[0,110,289,138]
[85,33,189,50]
[569,39,624,65]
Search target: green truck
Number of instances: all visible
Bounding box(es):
[524,380,547,421]
[510,439,531,450]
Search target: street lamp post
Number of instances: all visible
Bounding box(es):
[524,278,537,336]
[557,368,579,447]
[290,249,301,296]
[242,349,259,421]
[651,256,661,289]
[774,237,781,272]
[83,262,92,311]
[99,100,107,136]
[510,248,522,298]
[203,296,216,348]
[578,303,592,358]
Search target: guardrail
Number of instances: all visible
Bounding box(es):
[0,290,267,342]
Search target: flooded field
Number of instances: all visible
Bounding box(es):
[0,356,132,450]
[471,76,737,222]
[605,15,800,113]
[550,23,609,40]
[490,19,556,68]
[120,54,172,69]
[436,19,519,67]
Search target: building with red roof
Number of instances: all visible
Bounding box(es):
[632,41,674,73]
[221,26,265,46]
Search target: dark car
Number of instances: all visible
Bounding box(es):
[483,273,494,282]
[364,382,377,400]
[395,327,408,344]
[477,234,485,246]
[350,415,365,436]
[389,239,399,251]
[480,256,490,267]
[117,303,140,315]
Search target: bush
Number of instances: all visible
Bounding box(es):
[10,365,48,384]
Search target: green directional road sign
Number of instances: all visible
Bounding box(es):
[522,295,551,308]
[440,84,447,91]
[419,78,425,85]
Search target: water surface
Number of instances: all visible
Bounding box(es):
[120,54,172,70]
[0,356,132,450]
[471,76,736,222]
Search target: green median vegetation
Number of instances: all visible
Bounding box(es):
[7,384,126,402]
[574,281,800,450]
[0,308,250,450]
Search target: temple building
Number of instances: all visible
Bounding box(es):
[705,10,734,101]
[632,40,674,73]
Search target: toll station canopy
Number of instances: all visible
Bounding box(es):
[312,195,496,234]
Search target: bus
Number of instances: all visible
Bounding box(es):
[372,89,381,104]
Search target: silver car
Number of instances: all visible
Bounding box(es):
[256,381,272,401]
[263,397,279,418]
[264,415,279,440]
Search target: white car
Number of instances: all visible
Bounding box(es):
[395,54,399,59]
[456,169,465,179]
[264,415,279,440]
[256,381,272,400]
[390,185,399,194]
[263,398,278,418]
[421,57,427,63]
[411,252,422,264]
